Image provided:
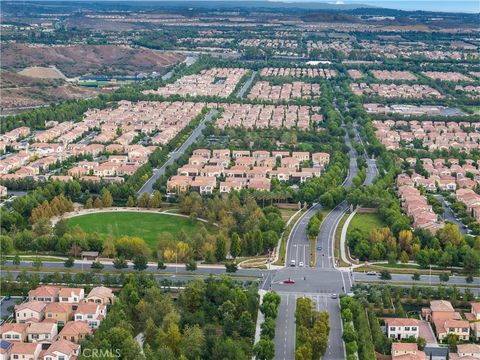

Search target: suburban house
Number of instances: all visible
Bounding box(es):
[40,339,80,360]
[385,318,420,340]
[10,342,41,360]
[86,287,116,305]
[58,321,92,343]
[58,288,84,304]
[15,301,47,324]
[44,303,73,326]
[0,323,29,342]
[455,344,480,359]
[391,343,427,360]
[74,303,106,329]
[472,303,480,320]
[28,287,60,303]
[26,322,58,344]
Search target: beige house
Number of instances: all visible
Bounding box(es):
[10,342,41,360]
[41,339,80,360]
[86,287,115,305]
[15,301,46,324]
[0,323,29,342]
[44,303,73,326]
[26,322,58,344]
[58,321,92,343]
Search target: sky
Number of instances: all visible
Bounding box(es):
[328,0,479,13]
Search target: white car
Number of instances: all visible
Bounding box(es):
[299,262,304,267]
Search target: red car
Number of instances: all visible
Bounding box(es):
[283,278,295,284]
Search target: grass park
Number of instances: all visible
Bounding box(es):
[347,211,386,237]
[67,212,214,249]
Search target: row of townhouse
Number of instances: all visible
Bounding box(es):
[456,188,480,223]
[387,302,480,360]
[0,339,80,360]
[259,67,336,79]
[350,83,443,99]
[397,182,445,233]
[167,149,330,195]
[422,301,480,341]
[373,120,480,151]
[0,286,115,360]
[144,68,249,98]
[0,127,31,144]
[1,101,205,187]
[215,103,323,130]
[247,81,321,101]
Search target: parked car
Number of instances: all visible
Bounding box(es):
[283,278,295,284]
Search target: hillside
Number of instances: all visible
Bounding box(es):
[1,44,185,77]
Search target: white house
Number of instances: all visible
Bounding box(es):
[385,318,420,340]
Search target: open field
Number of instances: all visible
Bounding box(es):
[347,212,386,236]
[18,66,66,79]
[68,212,213,249]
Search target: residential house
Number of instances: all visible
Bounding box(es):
[10,342,41,360]
[437,319,470,341]
[471,303,480,320]
[0,323,29,342]
[15,301,46,324]
[456,344,480,359]
[28,287,60,303]
[312,152,330,167]
[26,322,57,344]
[74,303,106,329]
[44,303,72,326]
[58,322,92,344]
[58,288,84,304]
[40,339,80,360]
[385,318,420,340]
[391,343,427,360]
[86,287,115,305]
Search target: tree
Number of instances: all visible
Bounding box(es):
[91,261,104,270]
[85,197,93,209]
[225,262,237,273]
[157,260,167,270]
[64,257,74,268]
[93,197,103,209]
[101,189,113,207]
[417,337,426,351]
[126,195,135,207]
[181,325,205,360]
[412,273,420,281]
[32,257,43,270]
[186,258,197,271]
[463,248,480,275]
[400,250,409,263]
[439,273,450,282]
[215,235,227,262]
[254,338,275,360]
[133,254,148,271]
[379,270,392,280]
[149,190,162,208]
[113,257,128,269]
[138,192,150,208]
[12,253,21,267]
[230,233,241,259]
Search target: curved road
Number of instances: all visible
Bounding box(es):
[138,109,218,195]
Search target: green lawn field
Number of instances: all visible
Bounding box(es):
[68,212,211,249]
[347,212,386,236]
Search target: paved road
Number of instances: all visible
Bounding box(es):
[1,260,264,278]
[273,293,296,360]
[286,204,320,268]
[434,194,468,235]
[354,272,480,287]
[137,109,218,195]
[236,70,257,98]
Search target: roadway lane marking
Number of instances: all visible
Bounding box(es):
[340,271,346,294]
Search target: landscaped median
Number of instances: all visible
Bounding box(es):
[254,291,281,360]
[307,210,329,267]
[273,208,305,266]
